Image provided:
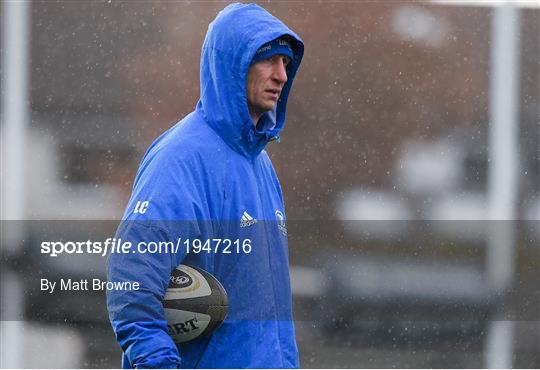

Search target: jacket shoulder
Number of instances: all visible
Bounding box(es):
[123,112,228,221]
[153,112,229,161]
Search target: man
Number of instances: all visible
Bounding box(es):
[107,3,304,369]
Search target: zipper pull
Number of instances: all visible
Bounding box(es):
[269,134,281,143]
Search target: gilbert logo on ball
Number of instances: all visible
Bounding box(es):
[170,270,194,289]
[163,264,228,343]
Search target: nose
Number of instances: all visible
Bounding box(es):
[272,59,288,85]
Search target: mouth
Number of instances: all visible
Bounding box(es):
[265,88,281,99]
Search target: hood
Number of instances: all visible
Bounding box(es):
[196,3,304,159]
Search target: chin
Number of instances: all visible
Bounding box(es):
[264,102,277,111]
[252,100,276,115]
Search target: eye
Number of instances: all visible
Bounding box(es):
[279,56,290,67]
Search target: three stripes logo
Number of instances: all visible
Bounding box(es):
[240,211,258,228]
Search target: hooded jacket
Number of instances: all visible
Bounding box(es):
[106,3,304,368]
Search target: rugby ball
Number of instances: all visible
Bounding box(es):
[163,264,228,343]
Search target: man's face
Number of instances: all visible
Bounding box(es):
[246,54,290,119]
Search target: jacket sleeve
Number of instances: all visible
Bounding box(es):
[106,147,210,369]
[107,221,182,369]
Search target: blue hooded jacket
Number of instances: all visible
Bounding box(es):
[106,3,304,368]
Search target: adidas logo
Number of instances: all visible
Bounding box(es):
[240,211,258,228]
